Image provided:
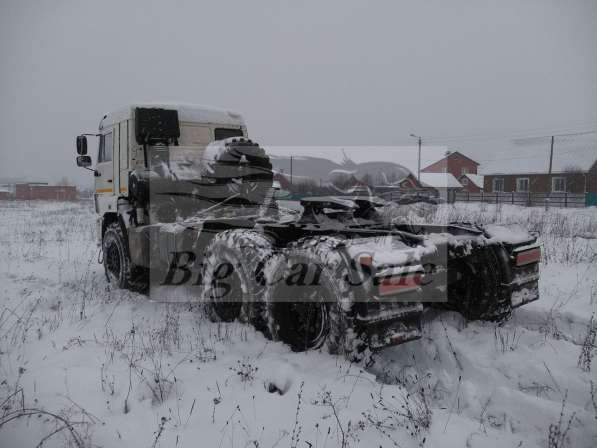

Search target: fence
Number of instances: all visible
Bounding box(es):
[377,188,443,202]
[454,191,587,208]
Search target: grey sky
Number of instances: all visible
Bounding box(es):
[1,0,596,186]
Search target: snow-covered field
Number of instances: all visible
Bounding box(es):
[0,200,596,448]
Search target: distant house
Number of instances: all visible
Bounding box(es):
[373,173,423,199]
[396,173,421,189]
[459,174,484,193]
[0,177,26,196]
[421,151,480,178]
[482,150,597,195]
[0,189,11,200]
[273,172,291,191]
[15,183,78,201]
[419,172,463,202]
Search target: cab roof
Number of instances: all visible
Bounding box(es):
[99,103,245,130]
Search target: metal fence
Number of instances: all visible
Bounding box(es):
[454,191,587,208]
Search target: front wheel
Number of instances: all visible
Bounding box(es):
[103,222,132,289]
[102,222,147,292]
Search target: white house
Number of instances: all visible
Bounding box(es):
[419,172,463,202]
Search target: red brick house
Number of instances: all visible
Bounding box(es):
[482,155,597,195]
[483,170,596,195]
[15,183,78,201]
[421,151,479,178]
[458,174,484,193]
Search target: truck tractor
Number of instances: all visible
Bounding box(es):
[76,103,541,355]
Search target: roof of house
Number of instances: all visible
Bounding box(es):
[420,172,462,189]
[0,177,26,185]
[100,103,246,129]
[462,174,484,188]
[480,136,597,175]
[449,151,480,166]
[421,150,479,172]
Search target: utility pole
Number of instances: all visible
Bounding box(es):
[290,155,293,188]
[546,135,554,210]
[410,134,422,182]
[549,135,554,174]
[548,135,554,175]
[418,136,421,182]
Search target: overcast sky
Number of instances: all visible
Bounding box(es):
[1,0,596,186]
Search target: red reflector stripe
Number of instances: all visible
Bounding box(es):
[378,273,422,296]
[516,247,541,266]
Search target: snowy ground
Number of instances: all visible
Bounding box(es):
[0,200,596,448]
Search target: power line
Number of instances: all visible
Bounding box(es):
[474,144,596,163]
[434,123,597,141]
[513,129,597,145]
[421,127,597,145]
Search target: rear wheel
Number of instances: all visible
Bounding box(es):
[268,278,332,351]
[264,237,355,354]
[202,230,274,325]
[449,246,511,321]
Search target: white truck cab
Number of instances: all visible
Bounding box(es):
[90,103,246,212]
[75,102,274,295]
[76,103,248,242]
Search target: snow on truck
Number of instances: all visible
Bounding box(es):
[75,103,542,356]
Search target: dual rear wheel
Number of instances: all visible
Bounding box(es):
[202,232,352,353]
[447,245,511,321]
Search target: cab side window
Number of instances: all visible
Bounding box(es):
[97,135,104,162]
[98,132,113,163]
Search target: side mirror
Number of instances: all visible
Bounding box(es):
[76,135,88,155]
[76,155,92,168]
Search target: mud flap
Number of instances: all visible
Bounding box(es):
[508,263,540,308]
[356,303,423,350]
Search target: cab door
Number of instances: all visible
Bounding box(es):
[95,129,115,195]
[112,124,120,196]
[118,120,130,195]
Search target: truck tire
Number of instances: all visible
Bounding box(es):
[202,229,275,326]
[205,140,273,206]
[102,223,148,293]
[449,245,511,321]
[263,237,356,354]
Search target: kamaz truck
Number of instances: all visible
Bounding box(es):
[76,103,541,355]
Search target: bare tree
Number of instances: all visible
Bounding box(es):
[562,166,585,193]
